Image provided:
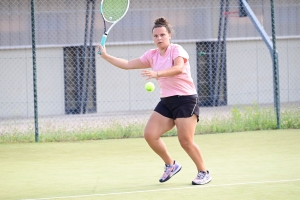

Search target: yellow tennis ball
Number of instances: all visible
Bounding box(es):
[145,82,155,92]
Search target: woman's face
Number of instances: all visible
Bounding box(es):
[152,27,171,49]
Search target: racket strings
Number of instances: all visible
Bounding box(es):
[103,0,129,22]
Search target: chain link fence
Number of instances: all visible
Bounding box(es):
[0,0,299,141]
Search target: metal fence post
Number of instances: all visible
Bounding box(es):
[270,0,281,129]
[30,0,39,142]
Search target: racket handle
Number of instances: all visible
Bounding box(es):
[98,35,107,55]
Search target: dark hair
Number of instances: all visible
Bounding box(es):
[152,17,173,34]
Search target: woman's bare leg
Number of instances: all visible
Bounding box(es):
[175,115,206,171]
[144,111,175,165]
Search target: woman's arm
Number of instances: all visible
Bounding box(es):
[141,56,185,79]
[98,45,148,70]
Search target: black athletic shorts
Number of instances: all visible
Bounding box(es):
[154,94,200,122]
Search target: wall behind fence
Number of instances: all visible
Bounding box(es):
[0,0,299,136]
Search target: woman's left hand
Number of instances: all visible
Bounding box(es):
[141,69,158,80]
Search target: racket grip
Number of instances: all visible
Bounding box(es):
[98,35,107,55]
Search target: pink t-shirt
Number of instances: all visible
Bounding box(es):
[140,43,197,97]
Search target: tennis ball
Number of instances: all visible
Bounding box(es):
[145,82,155,92]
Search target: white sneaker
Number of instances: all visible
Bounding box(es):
[192,170,211,185]
[159,160,182,183]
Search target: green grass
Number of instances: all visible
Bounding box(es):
[197,103,300,133]
[0,104,299,143]
[1,130,300,200]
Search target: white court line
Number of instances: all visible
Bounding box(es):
[21,178,300,200]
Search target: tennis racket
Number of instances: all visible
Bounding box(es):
[98,0,130,54]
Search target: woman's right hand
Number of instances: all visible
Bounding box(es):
[97,44,107,58]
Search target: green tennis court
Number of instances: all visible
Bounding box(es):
[1,129,299,200]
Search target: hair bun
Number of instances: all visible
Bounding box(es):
[152,17,173,34]
[154,17,168,26]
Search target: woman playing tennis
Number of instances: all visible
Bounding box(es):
[98,17,211,185]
